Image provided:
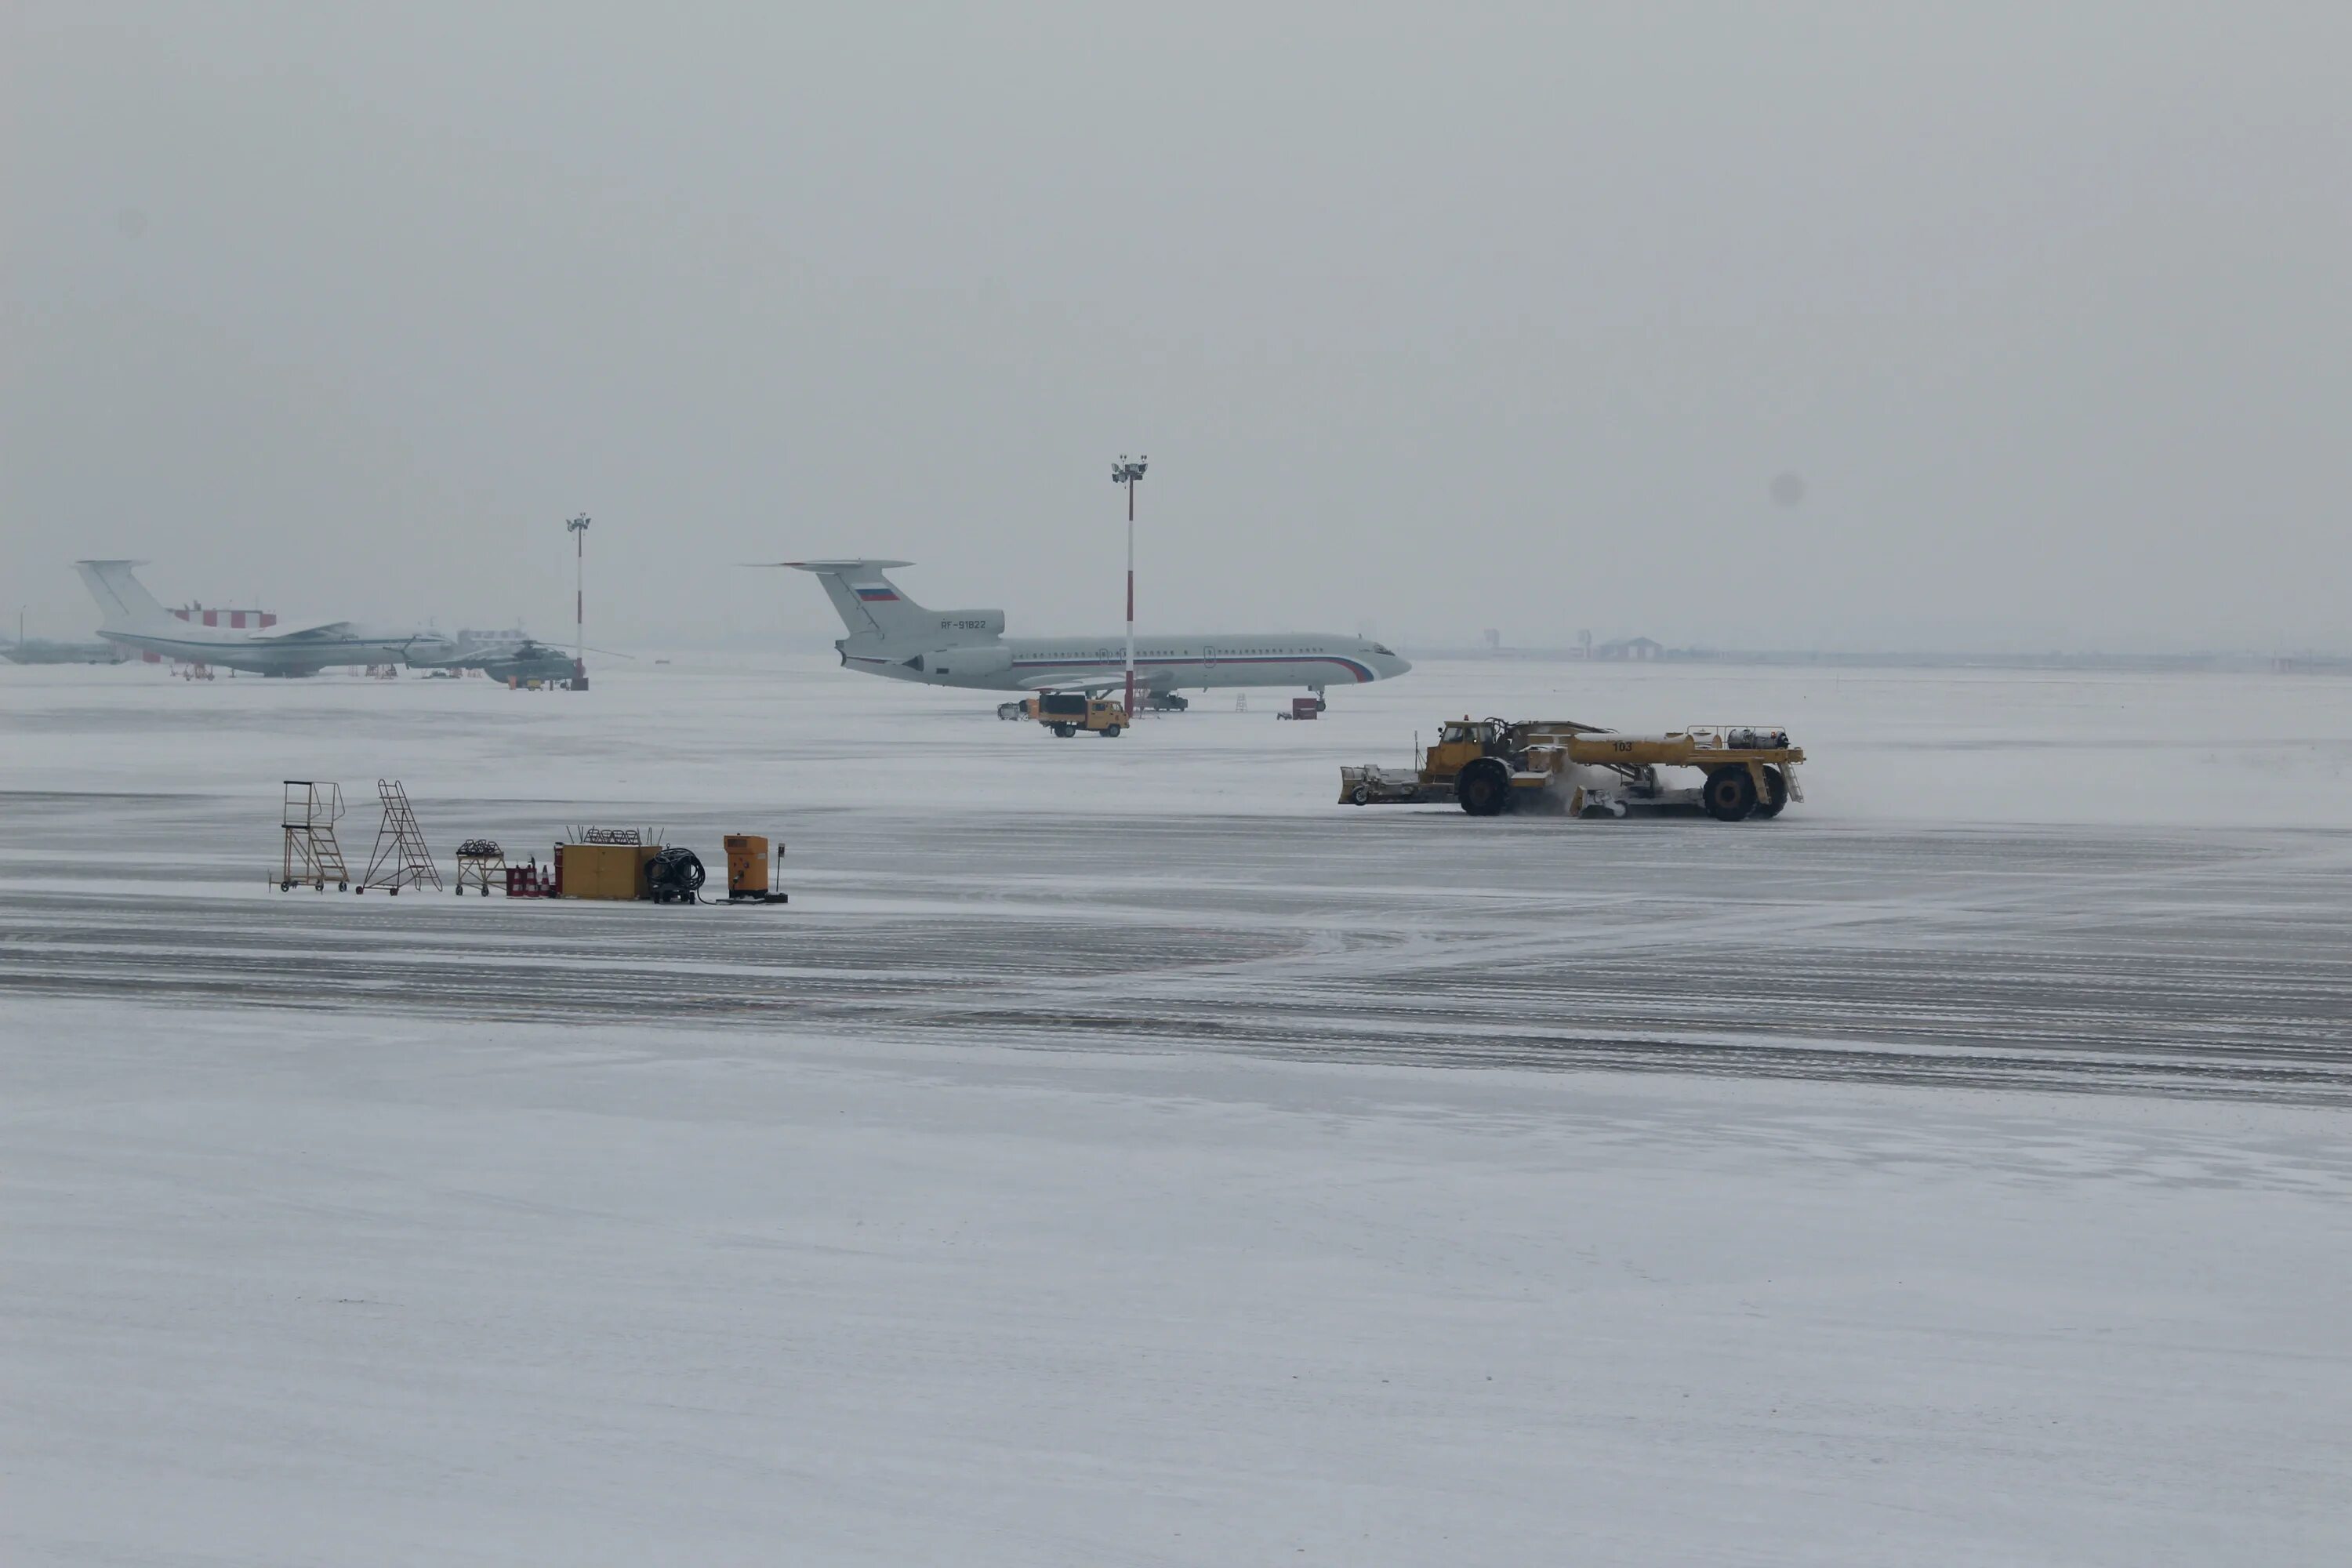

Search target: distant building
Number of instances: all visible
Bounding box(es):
[1,638,128,666]
[1595,636,1663,662]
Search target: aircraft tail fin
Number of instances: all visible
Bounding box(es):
[73,560,170,630]
[768,559,929,642]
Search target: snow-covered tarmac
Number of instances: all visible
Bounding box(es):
[5,656,2351,1563]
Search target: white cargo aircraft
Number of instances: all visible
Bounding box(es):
[73,560,457,676]
[776,559,1410,702]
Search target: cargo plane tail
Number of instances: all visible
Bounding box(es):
[74,559,173,632]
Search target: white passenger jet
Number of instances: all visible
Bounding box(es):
[775,559,1410,704]
[73,560,457,676]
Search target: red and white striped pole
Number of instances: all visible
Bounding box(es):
[1112,456,1146,719]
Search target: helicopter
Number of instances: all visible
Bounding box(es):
[423,628,630,684]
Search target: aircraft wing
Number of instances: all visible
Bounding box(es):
[762,559,916,572]
[1014,670,1147,695]
[248,618,354,641]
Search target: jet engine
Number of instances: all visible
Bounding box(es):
[906,644,1012,679]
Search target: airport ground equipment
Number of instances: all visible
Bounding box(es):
[454,839,505,896]
[359,779,443,892]
[1003,691,1173,720]
[570,826,652,844]
[504,861,557,898]
[554,838,662,899]
[278,781,350,891]
[1341,717,1806,821]
[1036,692,1128,738]
[1277,697,1323,720]
[644,846,706,904]
[724,834,789,904]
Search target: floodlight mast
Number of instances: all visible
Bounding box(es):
[1112,456,1147,718]
[566,514,590,691]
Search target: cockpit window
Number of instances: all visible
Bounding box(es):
[1371,644,1395,655]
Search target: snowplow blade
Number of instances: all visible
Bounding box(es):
[1339,765,1437,806]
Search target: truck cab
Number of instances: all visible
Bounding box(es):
[1425,717,1504,776]
[1036,691,1128,738]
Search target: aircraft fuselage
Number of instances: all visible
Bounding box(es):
[783,559,1411,696]
[96,624,453,676]
[851,633,1406,692]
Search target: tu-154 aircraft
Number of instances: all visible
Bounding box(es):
[774,559,1410,704]
[73,560,457,676]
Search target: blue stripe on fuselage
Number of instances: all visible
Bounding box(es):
[106,633,402,654]
[1011,653,1376,682]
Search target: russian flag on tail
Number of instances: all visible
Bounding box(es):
[854,585,899,602]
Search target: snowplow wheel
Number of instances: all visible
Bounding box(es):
[1457,758,1512,817]
[1348,783,1371,806]
[1702,766,1758,822]
[1753,766,1788,818]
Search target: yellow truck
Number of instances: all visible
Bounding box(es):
[1341,717,1805,821]
[1036,691,1129,738]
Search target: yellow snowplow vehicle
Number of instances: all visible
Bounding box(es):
[1341,717,1805,821]
[1036,691,1129,738]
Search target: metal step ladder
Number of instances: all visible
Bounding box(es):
[361,779,442,895]
[279,780,349,891]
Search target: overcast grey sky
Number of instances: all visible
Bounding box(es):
[5,3,2347,651]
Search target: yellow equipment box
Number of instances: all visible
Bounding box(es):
[724,834,768,896]
[556,841,659,899]
[721,833,789,903]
